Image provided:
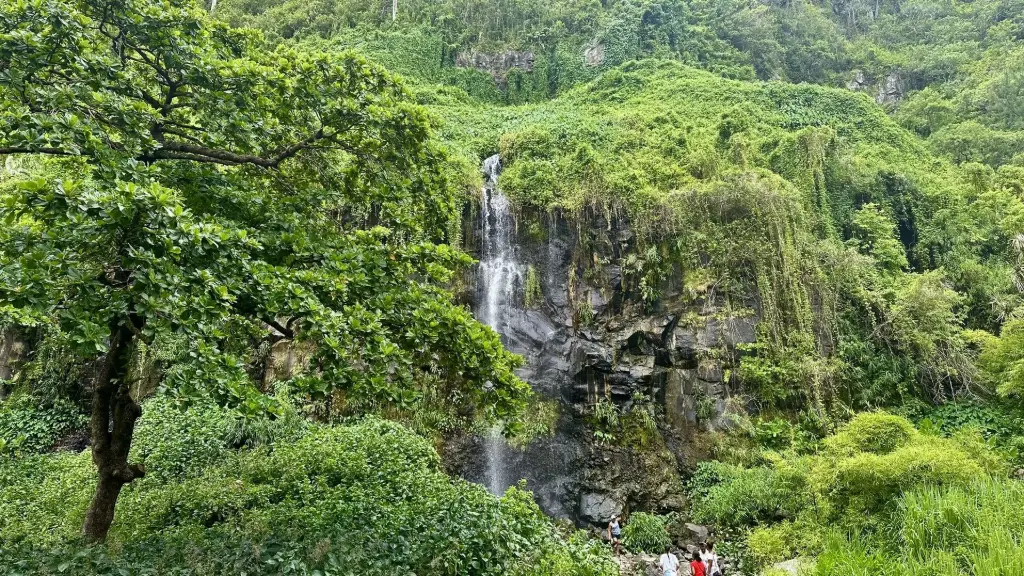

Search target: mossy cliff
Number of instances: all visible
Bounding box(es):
[440,59,1024,526]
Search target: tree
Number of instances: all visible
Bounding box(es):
[0,0,528,541]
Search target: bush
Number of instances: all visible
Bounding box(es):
[0,417,617,576]
[621,512,672,553]
[747,522,796,567]
[130,396,234,483]
[0,394,86,454]
[688,461,809,527]
[824,412,916,455]
[690,413,1005,535]
[824,436,987,513]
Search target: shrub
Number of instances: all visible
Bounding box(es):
[0,417,617,576]
[826,437,984,513]
[0,394,86,454]
[688,461,809,527]
[621,512,672,553]
[130,396,234,483]
[747,522,796,567]
[824,412,916,455]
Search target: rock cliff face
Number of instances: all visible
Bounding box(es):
[455,51,535,88]
[847,69,905,106]
[0,328,27,400]
[448,159,758,526]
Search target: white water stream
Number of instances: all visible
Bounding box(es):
[477,154,522,495]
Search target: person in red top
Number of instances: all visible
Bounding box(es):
[689,551,707,576]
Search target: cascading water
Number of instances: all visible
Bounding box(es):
[477,154,522,495]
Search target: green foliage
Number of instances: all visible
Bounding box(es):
[690,413,1006,536]
[814,478,1024,576]
[589,398,619,445]
[621,512,672,554]
[979,317,1024,398]
[524,264,543,307]
[0,393,86,454]
[746,522,796,568]
[508,396,560,448]
[824,411,916,455]
[847,203,908,272]
[750,416,823,454]
[129,396,233,483]
[687,461,808,528]
[0,451,94,547]
[0,416,617,575]
[693,385,717,422]
[906,400,1024,465]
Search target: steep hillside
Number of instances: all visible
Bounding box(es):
[219,0,1024,165]
[4,1,1024,575]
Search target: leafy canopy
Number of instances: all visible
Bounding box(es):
[0,0,528,423]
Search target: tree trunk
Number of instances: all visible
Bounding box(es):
[82,322,145,542]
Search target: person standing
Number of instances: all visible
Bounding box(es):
[607,515,623,555]
[703,541,722,576]
[689,550,707,576]
[659,546,681,576]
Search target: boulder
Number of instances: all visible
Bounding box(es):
[685,522,709,542]
[579,492,622,524]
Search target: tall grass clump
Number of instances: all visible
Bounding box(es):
[813,478,1024,576]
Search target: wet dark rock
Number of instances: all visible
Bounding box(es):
[696,360,723,383]
[456,198,757,526]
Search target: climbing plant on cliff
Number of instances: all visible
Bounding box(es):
[0,0,528,541]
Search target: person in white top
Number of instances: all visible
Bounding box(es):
[701,541,722,576]
[659,546,680,576]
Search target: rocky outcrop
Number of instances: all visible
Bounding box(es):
[876,72,905,106]
[847,69,905,106]
[455,51,535,88]
[0,328,28,400]
[584,43,605,67]
[452,194,758,527]
[846,69,870,92]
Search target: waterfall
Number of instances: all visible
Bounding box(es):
[477,154,521,496]
[478,154,520,333]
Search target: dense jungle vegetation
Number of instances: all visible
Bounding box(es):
[3,0,1024,574]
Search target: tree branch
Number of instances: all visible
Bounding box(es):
[146,128,330,168]
[264,317,295,339]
